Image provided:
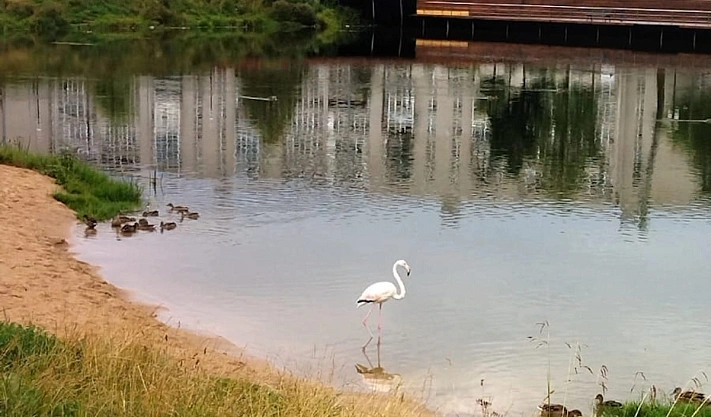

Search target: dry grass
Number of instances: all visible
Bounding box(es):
[0,322,432,417]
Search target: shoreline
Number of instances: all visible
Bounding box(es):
[0,163,433,416]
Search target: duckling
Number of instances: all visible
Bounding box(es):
[84,227,97,236]
[82,214,97,229]
[138,218,149,226]
[594,394,622,409]
[167,203,190,213]
[672,387,707,403]
[181,211,199,220]
[160,221,177,231]
[120,223,138,234]
[538,403,568,417]
[138,223,156,232]
[112,215,136,227]
[569,411,583,417]
[142,210,159,217]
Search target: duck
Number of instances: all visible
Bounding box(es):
[167,203,190,213]
[160,221,177,231]
[142,210,159,217]
[538,403,569,417]
[672,387,707,403]
[594,394,623,409]
[138,223,156,232]
[112,215,136,227]
[82,214,97,229]
[84,227,97,236]
[138,218,149,226]
[181,211,199,220]
[120,223,138,234]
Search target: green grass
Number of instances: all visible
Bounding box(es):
[0,144,142,221]
[0,321,421,417]
[600,401,711,417]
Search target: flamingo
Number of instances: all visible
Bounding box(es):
[356,259,411,339]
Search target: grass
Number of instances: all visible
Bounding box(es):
[0,321,423,417]
[0,144,142,221]
[606,402,711,417]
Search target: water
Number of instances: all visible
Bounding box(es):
[3,34,711,417]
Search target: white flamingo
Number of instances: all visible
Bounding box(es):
[356,259,411,339]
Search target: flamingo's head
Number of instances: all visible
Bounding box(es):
[396,259,411,276]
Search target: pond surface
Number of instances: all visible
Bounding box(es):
[4,35,711,417]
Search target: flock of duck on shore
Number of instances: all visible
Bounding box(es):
[81,203,199,236]
[539,388,710,417]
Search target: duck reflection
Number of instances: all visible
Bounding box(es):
[355,335,402,393]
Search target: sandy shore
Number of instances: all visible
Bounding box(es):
[0,164,432,416]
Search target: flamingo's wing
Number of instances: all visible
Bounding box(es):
[357,281,397,305]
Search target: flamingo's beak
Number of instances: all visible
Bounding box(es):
[406,268,411,276]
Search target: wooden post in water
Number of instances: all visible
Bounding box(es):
[693,31,697,50]
[399,0,403,26]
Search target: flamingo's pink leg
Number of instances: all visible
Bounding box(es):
[362,303,375,338]
[377,303,383,337]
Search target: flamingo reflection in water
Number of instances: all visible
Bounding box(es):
[355,334,402,393]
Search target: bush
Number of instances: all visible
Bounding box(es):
[270,0,317,27]
[30,1,70,37]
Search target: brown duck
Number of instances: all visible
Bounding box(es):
[672,387,707,404]
[160,221,177,231]
[167,203,190,213]
[112,215,135,228]
[120,223,138,234]
[181,211,200,220]
[82,214,97,229]
[594,394,622,410]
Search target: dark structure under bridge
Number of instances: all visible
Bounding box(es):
[339,0,711,53]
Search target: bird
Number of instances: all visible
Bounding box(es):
[137,220,156,231]
[167,203,190,213]
[142,210,159,217]
[111,215,135,228]
[120,223,138,234]
[594,394,622,409]
[538,404,583,417]
[82,214,97,229]
[672,387,707,404]
[538,403,568,417]
[160,221,177,231]
[356,259,411,339]
[181,211,199,220]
